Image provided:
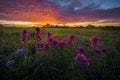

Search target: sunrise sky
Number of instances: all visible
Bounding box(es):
[0,0,120,27]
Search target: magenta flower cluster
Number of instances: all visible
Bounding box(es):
[90,36,99,48]
[20,29,28,46]
[68,34,75,44]
[18,27,108,67]
[34,27,42,46]
[90,36,107,54]
[75,53,90,67]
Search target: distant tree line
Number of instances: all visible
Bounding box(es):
[0,24,120,30]
[43,24,120,30]
[43,24,69,28]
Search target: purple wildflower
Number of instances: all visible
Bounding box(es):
[68,34,75,44]
[47,37,54,43]
[78,46,85,53]
[90,36,99,47]
[94,47,101,53]
[20,29,28,46]
[17,49,25,55]
[44,42,49,50]
[59,40,66,48]
[71,46,77,51]
[102,48,107,53]
[35,27,41,32]
[39,43,44,49]
[47,32,52,38]
[6,60,16,67]
[34,27,42,46]
[68,34,75,40]
[52,39,58,46]
[75,53,90,67]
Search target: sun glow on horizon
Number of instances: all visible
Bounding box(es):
[0,20,120,27]
[0,20,40,27]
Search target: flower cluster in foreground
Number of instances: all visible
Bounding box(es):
[6,27,108,67]
[75,53,90,67]
[20,29,28,46]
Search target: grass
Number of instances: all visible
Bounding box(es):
[0,27,120,80]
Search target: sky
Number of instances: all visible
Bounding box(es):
[0,0,120,27]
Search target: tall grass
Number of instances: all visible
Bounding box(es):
[0,27,120,80]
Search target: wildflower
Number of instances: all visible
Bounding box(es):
[39,43,44,49]
[17,49,25,55]
[6,60,15,67]
[90,36,99,47]
[94,47,101,53]
[68,34,75,44]
[35,27,41,32]
[47,37,54,43]
[52,39,58,46]
[68,34,75,40]
[71,46,77,51]
[47,32,52,38]
[59,40,66,48]
[44,42,49,50]
[20,29,28,46]
[102,48,107,53]
[78,46,85,53]
[34,27,42,46]
[75,53,90,67]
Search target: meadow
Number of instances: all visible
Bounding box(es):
[0,26,120,80]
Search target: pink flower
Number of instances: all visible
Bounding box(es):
[39,43,44,49]
[68,34,75,44]
[59,40,66,48]
[47,37,54,43]
[78,46,85,53]
[75,53,90,67]
[102,48,107,53]
[90,36,99,47]
[34,27,42,46]
[35,27,41,32]
[20,29,28,46]
[94,47,101,53]
[44,42,49,50]
[52,39,58,46]
[68,34,75,40]
[47,32,52,37]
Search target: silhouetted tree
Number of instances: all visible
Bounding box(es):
[86,25,95,29]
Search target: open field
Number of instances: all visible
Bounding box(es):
[0,27,120,80]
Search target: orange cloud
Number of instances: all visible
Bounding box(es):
[0,0,120,26]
